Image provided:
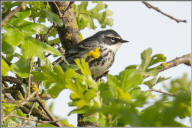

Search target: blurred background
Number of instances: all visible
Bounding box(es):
[46,1,191,126]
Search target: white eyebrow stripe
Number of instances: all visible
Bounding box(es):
[105,35,121,39]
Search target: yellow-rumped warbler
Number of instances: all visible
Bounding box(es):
[65,29,128,79]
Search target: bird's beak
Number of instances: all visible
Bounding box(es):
[120,39,129,43]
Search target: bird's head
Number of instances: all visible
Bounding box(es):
[95,29,129,52]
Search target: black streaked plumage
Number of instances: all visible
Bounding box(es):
[65,29,128,79]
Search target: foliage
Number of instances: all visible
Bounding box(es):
[1,1,191,127]
[73,1,113,30]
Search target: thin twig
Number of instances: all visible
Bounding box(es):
[2,108,19,121]
[144,53,191,78]
[42,24,57,42]
[160,53,191,72]
[53,2,63,18]
[2,55,11,65]
[2,85,57,126]
[151,88,175,96]
[21,103,36,127]
[37,99,64,127]
[57,44,65,54]
[53,2,74,18]
[29,4,36,23]
[142,1,187,23]
[27,103,35,117]
[10,115,62,124]
[28,58,33,98]
[2,2,26,26]
[2,92,36,122]
[21,92,36,106]
[2,98,39,104]
[53,57,64,66]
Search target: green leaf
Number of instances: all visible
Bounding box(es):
[33,66,77,98]
[48,38,60,45]
[2,27,24,50]
[99,83,115,103]
[74,1,113,30]
[11,57,30,78]
[29,2,47,23]
[61,63,79,71]
[18,21,48,35]
[60,119,74,127]
[145,66,162,76]
[114,86,132,102]
[48,27,58,38]
[143,77,157,88]
[8,10,31,26]
[44,9,63,27]
[3,9,48,54]
[149,54,166,66]
[139,48,152,71]
[107,74,119,87]
[21,37,61,60]
[83,115,98,124]
[2,2,21,19]
[68,107,89,116]
[118,69,144,91]
[2,40,14,54]
[125,65,138,70]
[2,58,10,76]
[37,123,55,127]
[84,89,97,101]
[156,76,170,84]
[15,9,31,20]
[75,58,91,76]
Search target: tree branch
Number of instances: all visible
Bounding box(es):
[2,2,26,26]
[41,24,57,42]
[2,92,36,122]
[151,88,175,96]
[142,1,187,23]
[2,83,62,127]
[2,76,23,84]
[37,99,64,127]
[21,103,35,127]
[49,2,94,127]
[9,115,62,124]
[49,2,81,51]
[160,53,191,72]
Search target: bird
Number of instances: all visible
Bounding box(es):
[65,29,129,79]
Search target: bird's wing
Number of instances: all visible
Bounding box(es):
[65,39,100,63]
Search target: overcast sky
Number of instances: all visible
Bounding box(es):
[47,1,191,126]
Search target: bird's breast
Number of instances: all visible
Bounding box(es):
[89,47,115,78]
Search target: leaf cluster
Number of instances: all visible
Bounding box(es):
[1,1,191,127]
[73,1,113,30]
[33,48,191,127]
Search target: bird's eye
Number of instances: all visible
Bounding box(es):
[111,37,116,42]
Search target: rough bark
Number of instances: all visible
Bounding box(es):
[49,2,81,51]
[49,2,95,127]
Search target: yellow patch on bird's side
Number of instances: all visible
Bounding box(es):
[2,99,6,103]
[87,48,100,61]
[67,33,73,38]
[161,62,168,69]
[59,6,65,11]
